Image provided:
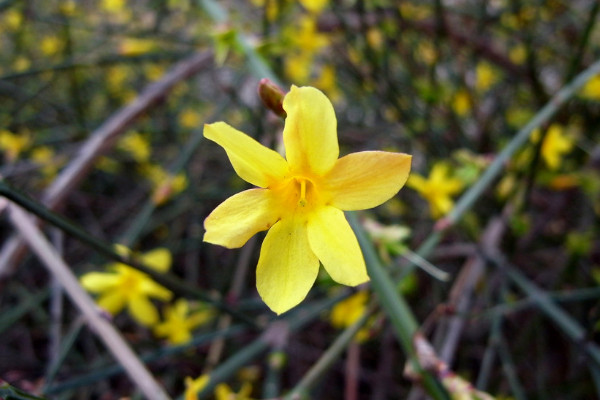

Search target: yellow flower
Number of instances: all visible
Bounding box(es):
[4,9,23,31]
[299,0,328,14]
[118,131,151,162]
[102,0,125,13]
[475,62,499,92]
[13,56,31,72]
[154,299,213,344]
[139,164,189,205]
[215,382,253,400]
[40,36,62,56]
[80,246,173,326]
[407,162,464,219]
[31,146,59,179]
[451,89,471,117]
[184,374,210,400]
[329,290,371,342]
[509,44,527,65]
[119,38,154,56]
[179,108,202,129]
[0,129,30,162]
[532,124,574,170]
[312,65,341,102]
[203,86,411,314]
[580,74,600,101]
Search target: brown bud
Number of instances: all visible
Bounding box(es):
[258,78,286,118]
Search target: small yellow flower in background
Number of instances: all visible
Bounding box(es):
[4,9,23,31]
[179,108,202,129]
[475,62,499,92]
[366,28,384,50]
[250,0,280,22]
[0,129,31,162]
[407,162,464,219]
[416,41,437,66]
[184,374,210,400]
[215,382,254,400]
[153,299,213,345]
[531,124,574,170]
[40,35,63,56]
[580,74,600,101]
[13,56,31,72]
[299,0,328,14]
[505,106,533,129]
[140,164,188,205]
[59,0,77,16]
[107,65,131,96]
[102,0,125,13]
[145,64,166,81]
[118,131,151,162]
[312,65,341,102]
[509,43,527,65]
[80,246,173,326]
[330,291,370,342]
[399,2,431,20]
[119,38,155,56]
[284,16,330,83]
[31,146,60,179]
[451,89,471,117]
[97,156,121,173]
[203,85,411,314]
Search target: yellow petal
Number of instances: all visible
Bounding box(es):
[141,248,171,272]
[282,86,339,175]
[204,122,289,188]
[97,291,126,315]
[80,272,120,292]
[128,295,159,326]
[325,151,411,210]
[140,279,173,301]
[204,188,281,248]
[256,216,320,314]
[307,206,369,286]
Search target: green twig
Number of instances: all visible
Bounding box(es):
[0,383,47,400]
[565,1,600,81]
[446,57,600,226]
[497,333,527,400]
[488,255,600,369]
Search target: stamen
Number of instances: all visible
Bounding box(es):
[299,179,307,207]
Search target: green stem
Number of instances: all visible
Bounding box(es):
[348,213,450,400]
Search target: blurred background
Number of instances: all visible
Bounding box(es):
[1,0,599,399]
